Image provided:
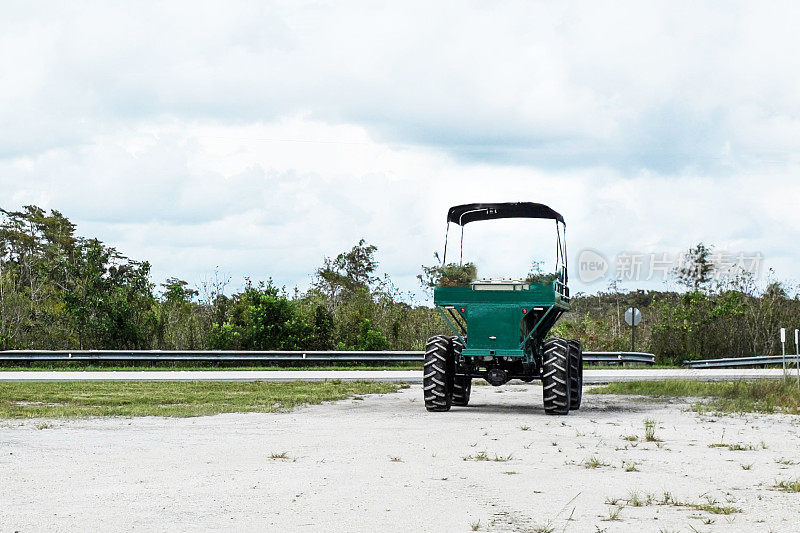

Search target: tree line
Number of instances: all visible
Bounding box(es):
[0,207,442,352]
[554,245,800,364]
[1,206,797,364]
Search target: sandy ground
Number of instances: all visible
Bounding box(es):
[1,384,799,532]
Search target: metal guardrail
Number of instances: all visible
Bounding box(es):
[0,349,655,365]
[0,350,421,362]
[583,351,655,365]
[684,355,800,368]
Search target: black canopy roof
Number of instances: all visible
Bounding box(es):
[447,202,565,226]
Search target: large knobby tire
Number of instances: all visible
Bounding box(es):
[568,339,583,410]
[542,337,571,415]
[423,335,453,412]
[450,337,471,407]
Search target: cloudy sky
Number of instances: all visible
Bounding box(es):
[3,1,800,298]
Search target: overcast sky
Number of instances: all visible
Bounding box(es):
[3,1,800,298]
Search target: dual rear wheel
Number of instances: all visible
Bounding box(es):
[542,337,583,415]
[423,336,471,412]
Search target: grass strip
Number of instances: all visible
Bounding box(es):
[588,379,800,414]
[0,380,405,419]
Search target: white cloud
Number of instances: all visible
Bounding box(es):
[2,1,800,297]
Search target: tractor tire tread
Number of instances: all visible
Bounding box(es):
[568,339,583,410]
[423,335,453,412]
[541,337,571,415]
[450,337,471,406]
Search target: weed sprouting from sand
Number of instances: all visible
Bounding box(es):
[693,503,741,515]
[269,452,290,460]
[470,519,481,531]
[605,491,742,516]
[623,461,640,472]
[602,505,624,521]
[740,463,753,470]
[708,442,755,451]
[582,456,610,469]
[627,491,644,506]
[520,425,530,431]
[389,456,403,462]
[644,419,660,442]
[774,479,800,492]
[462,451,513,462]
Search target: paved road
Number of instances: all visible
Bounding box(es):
[0,368,790,382]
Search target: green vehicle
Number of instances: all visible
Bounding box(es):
[424,202,582,415]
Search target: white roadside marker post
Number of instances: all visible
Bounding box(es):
[780,328,786,376]
[795,329,799,386]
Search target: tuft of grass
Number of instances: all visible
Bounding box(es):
[0,380,405,419]
[269,451,290,460]
[628,491,643,506]
[582,456,610,469]
[502,471,518,475]
[470,519,481,531]
[740,463,753,470]
[389,456,403,462]
[774,479,800,492]
[621,434,638,442]
[708,442,755,451]
[520,425,531,431]
[532,524,555,533]
[602,505,624,521]
[659,492,676,506]
[775,458,798,466]
[690,503,741,515]
[605,491,742,517]
[644,418,660,442]
[588,379,800,414]
[623,461,640,472]
[463,451,513,462]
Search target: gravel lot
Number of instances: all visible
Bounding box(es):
[2,383,799,532]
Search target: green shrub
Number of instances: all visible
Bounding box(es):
[525,261,559,284]
[418,262,477,288]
